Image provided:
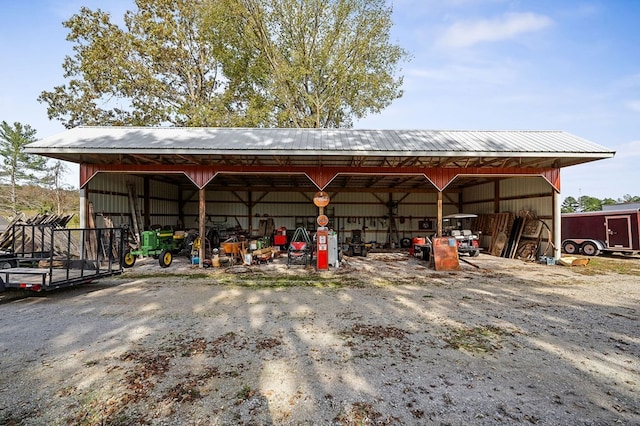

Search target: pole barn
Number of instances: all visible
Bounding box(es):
[26,127,614,265]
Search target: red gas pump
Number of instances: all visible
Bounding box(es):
[313,191,331,271]
[316,227,329,270]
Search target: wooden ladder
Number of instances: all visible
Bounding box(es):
[127,182,143,244]
[386,216,399,248]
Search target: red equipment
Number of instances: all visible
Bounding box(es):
[316,227,329,271]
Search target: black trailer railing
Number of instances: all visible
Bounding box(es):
[0,224,126,291]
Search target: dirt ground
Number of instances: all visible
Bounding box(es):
[0,252,638,425]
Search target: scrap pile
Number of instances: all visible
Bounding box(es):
[0,213,79,258]
[475,210,553,261]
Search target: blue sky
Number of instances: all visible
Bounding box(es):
[1,0,638,200]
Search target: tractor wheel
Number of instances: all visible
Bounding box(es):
[159,249,173,268]
[207,230,220,248]
[122,249,136,268]
[471,250,480,257]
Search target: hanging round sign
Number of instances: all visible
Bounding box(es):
[317,214,329,227]
[313,191,330,207]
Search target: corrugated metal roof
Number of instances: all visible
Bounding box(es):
[27,126,614,158]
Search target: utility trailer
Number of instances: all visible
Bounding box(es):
[0,224,125,292]
[561,208,640,256]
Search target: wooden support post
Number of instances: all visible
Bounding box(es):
[198,188,206,268]
[248,191,253,235]
[127,182,142,244]
[177,186,185,229]
[143,177,150,231]
[436,191,443,237]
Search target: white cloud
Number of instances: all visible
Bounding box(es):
[407,62,516,87]
[619,139,640,157]
[627,100,640,113]
[436,12,553,49]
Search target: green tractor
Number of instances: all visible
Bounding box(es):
[122,227,179,268]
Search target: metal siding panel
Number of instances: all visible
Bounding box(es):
[401,193,438,203]
[149,179,179,199]
[463,182,494,203]
[205,191,243,202]
[501,177,552,198]
[464,201,495,215]
[500,196,553,217]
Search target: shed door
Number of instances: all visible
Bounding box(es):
[605,216,632,249]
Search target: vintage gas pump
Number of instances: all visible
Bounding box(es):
[313,191,331,271]
[316,226,329,270]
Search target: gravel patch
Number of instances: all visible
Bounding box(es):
[1,252,638,425]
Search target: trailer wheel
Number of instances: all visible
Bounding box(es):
[159,249,173,268]
[562,240,579,255]
[581,241,600,256]
[122,249,136,268]
[0,260,16,269]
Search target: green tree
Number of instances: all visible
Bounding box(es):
[39,0,408,129]
[0,121,48,214]
[620,194,640,203]
[561,196,579,213]
[43,160,71,214]
[39,0,237,128]
[578,195,602,212]
[220,0,409,127]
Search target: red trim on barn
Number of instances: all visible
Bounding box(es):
[80,164,561,192]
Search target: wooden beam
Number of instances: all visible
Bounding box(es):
[198,188,205,268]
[437,191,443,237]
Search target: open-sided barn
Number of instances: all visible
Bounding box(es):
[26,126,614,263]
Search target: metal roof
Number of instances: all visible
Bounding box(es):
[27,126,614,165]
[26,126,615,192]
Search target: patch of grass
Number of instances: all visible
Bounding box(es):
[236,384,256,403]
[215,273,367,288]
[573,256,640,276]
[443,324,514,353]
[120,272,189,279]
[183,273,211,279]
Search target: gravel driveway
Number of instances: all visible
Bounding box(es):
[1,253,638,425]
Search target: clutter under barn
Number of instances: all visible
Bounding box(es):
[23,127,613,273]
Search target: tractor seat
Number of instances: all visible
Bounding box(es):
[289,242,308,251]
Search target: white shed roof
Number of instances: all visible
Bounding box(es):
[28,126,613,166]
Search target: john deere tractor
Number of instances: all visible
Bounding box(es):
[122,226,179,268]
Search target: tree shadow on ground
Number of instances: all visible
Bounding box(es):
[0,253,638,424]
